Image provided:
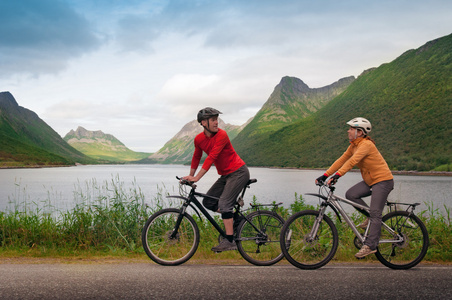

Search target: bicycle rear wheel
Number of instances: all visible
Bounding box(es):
[376,210,429,269]
[280,210,338,269]
[142,208,200,266]
[236,210,285,266]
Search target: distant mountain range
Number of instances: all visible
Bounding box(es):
[64,127,151,162]
[1,33,451,171]
[234,33,452,171]
[0,92,96,167]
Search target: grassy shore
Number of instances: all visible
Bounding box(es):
[1,177,450,263]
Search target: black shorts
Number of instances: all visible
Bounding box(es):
[203,165,250,214]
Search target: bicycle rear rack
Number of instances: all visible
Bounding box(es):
[386,201,420,214]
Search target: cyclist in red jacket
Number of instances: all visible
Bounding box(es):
[183,107,250,252]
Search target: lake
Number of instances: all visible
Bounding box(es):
[0,164,451,215]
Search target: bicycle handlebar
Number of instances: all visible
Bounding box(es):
[176,176,195,187]
[316,181,336,192]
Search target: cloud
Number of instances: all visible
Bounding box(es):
[0,0,101,77]
[2,0,452,153]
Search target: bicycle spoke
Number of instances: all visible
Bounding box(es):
[236,211,285,266]
[376,211,428,269]
[142,209,199,266]
[280,210,338,269]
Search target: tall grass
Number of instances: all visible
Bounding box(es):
[0,179,450,263]
[0,176,159,256]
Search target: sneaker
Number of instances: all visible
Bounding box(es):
[355,245,377,258]
[211,239,237,252]
[357,218,369,229]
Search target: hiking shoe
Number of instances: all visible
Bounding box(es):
[355,245,377,258]
[211,239,237,252]
[357,218,369,229]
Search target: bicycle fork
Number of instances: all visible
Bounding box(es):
[169,205,188,239]
[307,206,329,242]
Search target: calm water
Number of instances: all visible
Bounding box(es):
[0,165,451,215]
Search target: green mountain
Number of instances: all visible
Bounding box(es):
[232,76,355,156]
[64,126,151,162]
[235,34,452,171]
[0,92,95,167]
[143,119,246,165]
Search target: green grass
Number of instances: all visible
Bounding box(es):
[0,179,450,264]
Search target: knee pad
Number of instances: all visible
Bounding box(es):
[221,212,234,219]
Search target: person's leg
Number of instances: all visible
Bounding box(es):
[218,165,250,219]
[345,181,372,207]
[364,179,394,250]
[346,181,372,228]
[212,166,250,252]
[202,177,226,212]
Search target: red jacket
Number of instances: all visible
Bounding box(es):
[191,129,245,176]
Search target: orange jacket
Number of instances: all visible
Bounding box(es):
[325,137,393,186]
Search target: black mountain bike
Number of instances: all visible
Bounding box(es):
[142,177,285,266]
[280,182,429,270]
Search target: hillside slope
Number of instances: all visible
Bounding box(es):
[233,76,355,155]
[237,34,452,171]
[64,127,151,162]
[0,92,94,167]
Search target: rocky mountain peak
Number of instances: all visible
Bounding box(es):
[254,75,355,127]
[67,126,107,139]
[0,91,20,112]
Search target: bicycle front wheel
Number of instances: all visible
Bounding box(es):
[280,210,338,269]
[376,210,429,269]
[141,208,200,266]
[236,210,285,266]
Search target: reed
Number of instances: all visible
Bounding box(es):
[0,178,450,263]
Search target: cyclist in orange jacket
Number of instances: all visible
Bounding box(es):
[316,117,394,258]
[183,107,250,252]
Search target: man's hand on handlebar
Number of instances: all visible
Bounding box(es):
[181,175,196,182]
[177,176,195,185]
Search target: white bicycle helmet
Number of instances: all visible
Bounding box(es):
[346,117,372,134]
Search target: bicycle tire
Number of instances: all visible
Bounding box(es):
[142,208,200,266]
[280,210,338,269]
[375,210,429,270]
[236,210,285,266]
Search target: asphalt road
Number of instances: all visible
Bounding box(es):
[0,261,451,299]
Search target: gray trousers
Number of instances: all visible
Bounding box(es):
[345,179,394,250]
[202,165,250,218]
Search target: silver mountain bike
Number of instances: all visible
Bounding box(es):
[280,182,429,270]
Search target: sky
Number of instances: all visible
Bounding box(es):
[1,0,451,153]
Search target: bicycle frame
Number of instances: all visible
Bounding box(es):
[307,186,405,246]
[168,188,228,239]
[166,179,273,241]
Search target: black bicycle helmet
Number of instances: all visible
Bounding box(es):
[197,107,222,123]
